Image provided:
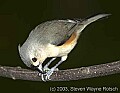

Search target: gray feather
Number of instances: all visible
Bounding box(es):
[27,14,110,46]
[67,14,111,35]
[28,20,77,45]
[18,43,31,67]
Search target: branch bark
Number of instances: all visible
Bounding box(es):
[0,60,120,81]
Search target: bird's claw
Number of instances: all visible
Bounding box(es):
[41,69,54,81]
[41,67,58,81]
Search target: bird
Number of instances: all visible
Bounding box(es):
[18,14,110,81]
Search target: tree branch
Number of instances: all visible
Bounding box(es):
[0,60,120,81]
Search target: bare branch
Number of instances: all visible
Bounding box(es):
[0,60,120,81]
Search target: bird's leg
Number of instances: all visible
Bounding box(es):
[43,58,56,72]
[37,63,43,72]
[44,55,68,81]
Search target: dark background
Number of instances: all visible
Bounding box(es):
[0,0,120,93]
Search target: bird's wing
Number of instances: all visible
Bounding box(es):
[30,20,80,46]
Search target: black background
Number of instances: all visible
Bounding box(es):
[0,0,120,93]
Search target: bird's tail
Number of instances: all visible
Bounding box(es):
[76,14,110,34]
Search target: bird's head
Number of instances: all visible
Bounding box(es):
[18,42,47,73]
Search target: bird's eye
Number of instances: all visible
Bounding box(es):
[32,57,37,62]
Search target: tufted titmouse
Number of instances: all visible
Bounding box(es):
[18,14,110,81]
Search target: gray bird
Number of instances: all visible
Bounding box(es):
[18,14,110,81]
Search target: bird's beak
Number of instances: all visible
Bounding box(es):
[30,64,45,74]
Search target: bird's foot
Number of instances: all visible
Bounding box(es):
[41,67,59,81]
